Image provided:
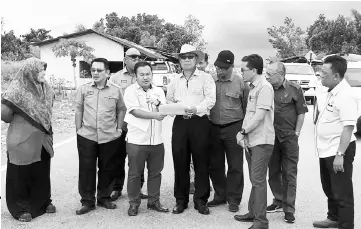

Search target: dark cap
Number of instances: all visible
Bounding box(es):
[214,50,234,68]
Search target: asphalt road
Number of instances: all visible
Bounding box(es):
[1,105,360,229]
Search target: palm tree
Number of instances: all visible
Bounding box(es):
[52,38,95,88]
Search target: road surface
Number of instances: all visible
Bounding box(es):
[1,105,360,229]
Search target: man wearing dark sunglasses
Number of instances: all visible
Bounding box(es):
[109,48,148,201]
[167,44,216,215]
[74,58,126,215]
[207,50,250,213]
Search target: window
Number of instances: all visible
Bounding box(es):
[285,65,315,75]
[79,61,91,78]
[345,68,361,87]
[151,62,168,71]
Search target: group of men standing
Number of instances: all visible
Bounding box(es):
[73,43,357,229]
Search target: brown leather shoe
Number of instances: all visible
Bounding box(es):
[234,213,254,222]
[97,201,117,209]
[313,218,339,228]
[128,205,139,216]
[46,203,56,213]
[75,205,95,215]
[110,191,122,201]
[18,213,32,222]
[147,202,169,213]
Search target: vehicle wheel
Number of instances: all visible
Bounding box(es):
[309,96,315,105]
[313,98,318,125]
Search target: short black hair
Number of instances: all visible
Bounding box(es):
[134,61,153,75]
[204,53,209,62]
[323,55,347,78]
[91,58,109,70]
[241,54,264,75]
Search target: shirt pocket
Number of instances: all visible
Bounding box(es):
[191,85,203,96]
[322,105,338,123]
[225,92,242,109]
[103,94,118,111]
[247,95,257,112]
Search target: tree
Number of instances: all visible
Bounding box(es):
[21,28,53,43]
[267,17,307,58]
[183,15,207,50]
[52,39,95,88]
[74,24,87,33]
[93,18,106,33]
[306,10,361,55]
[1,30,27,61]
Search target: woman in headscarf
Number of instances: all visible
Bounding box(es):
[1,57,56,222]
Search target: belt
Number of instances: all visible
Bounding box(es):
[178,115,208,120]
[211,120,241,128]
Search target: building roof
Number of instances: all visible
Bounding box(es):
[32,29,169,60]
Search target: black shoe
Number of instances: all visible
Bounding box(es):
[234,213,254,222]
[110,191,122,201]
[97,201,117,209]
[266,204,282,213]
[228,202,239,212]
[207,199,227,207]
[46,203,56,213]
[75,205,95,215]
[140,192,148,199]
[284,212,295,224]
[189,182,195,195]
[128,205,139,216]
[194,204,210,215]
[147,202,169,213]
[172,204,188,214]
[18,213,32,222]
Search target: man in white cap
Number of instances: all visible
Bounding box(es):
[109,48,147,201]
[167,44,216,215]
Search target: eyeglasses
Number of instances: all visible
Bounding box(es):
[127,55,141,61]
[215,66,229,71]
[179,55,196,60]
[91,68,105,73]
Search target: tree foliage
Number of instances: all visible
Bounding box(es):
[74,24,87,33]
[267,17,307,58]
[306,9,361,55]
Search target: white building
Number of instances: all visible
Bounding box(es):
[33,29,167,88]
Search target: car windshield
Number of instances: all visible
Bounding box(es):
[151,63,168,71]
[285,65,314,75]
[345,68,361,87]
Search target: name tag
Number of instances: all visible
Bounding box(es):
[121,80,127,83]
[87,91,94,95]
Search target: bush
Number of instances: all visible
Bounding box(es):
[1,60,24,91]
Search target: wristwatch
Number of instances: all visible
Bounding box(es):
[155,99,161,107]
[241,128,247,135]
[336,151,344,157]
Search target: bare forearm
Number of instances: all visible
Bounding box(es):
[337,126,354,153]
[117,110,126,129]
[130,109,157,120]
[75,110,83,131]
[295,114,305,132]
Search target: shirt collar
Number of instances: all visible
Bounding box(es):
[250,75,264,88]
[91,79,110,88]
[180,69,201,78]
[215,73,236,82]
[329,79,347,96]
[135,82,153,91]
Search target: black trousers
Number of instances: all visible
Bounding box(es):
[320,141,355,229]
[209,121,244,205]
[77,135,120,206]
[268,136,299,213]
[172,115,211,206]
[111,131,145,192]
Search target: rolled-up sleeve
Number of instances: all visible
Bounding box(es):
[256,85,274,110]
[75,86,84,107]
[195,73,216,115]
[338,93,358,126]
[124,86,140,113]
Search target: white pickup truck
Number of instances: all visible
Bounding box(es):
[313,61,361,134]
[149,61,178,93]
[284,63,318,105]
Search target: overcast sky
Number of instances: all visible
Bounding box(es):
[2,0,361,65]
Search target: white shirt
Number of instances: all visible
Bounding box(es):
[124,83,166,145]
[315,79,358,158]
[166,69,216,117]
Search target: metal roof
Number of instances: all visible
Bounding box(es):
[32,29,168,60]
